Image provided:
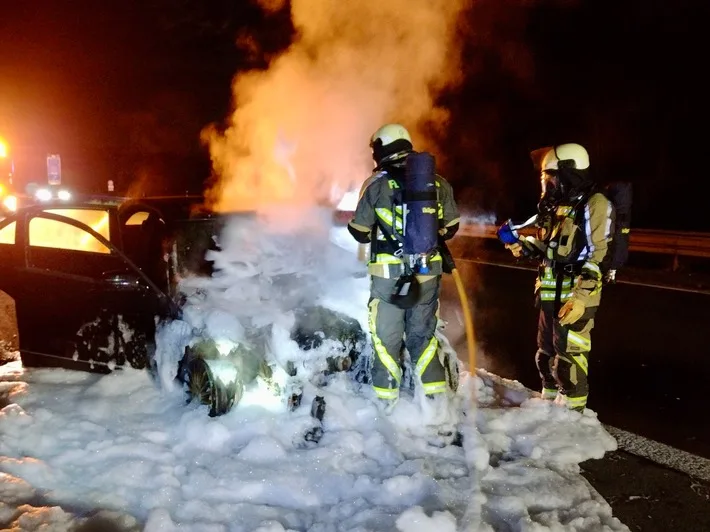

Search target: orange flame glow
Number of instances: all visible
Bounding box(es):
[202,0,468,215]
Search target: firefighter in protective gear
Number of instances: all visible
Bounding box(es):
[505,143,615,412]
[347,124,460,407]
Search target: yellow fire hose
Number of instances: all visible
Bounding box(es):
[451,267,477,384]
[440,242,477,392]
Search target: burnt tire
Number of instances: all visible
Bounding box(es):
[186,358,241,417]
[290,306,366,365]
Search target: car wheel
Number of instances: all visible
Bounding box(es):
[187,358,241,417]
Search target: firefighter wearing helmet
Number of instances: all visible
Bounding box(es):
[347,124,460,416]
[504,143,615,412]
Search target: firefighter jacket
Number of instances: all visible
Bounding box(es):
[535,192,615,308]
[348,169,460,279]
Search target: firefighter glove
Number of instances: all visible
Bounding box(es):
[558,297,585,326]
[347,222,371,244]
[505,242,524,258]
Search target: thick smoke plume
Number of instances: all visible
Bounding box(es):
[202,0,468,213]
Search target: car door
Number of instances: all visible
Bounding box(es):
[0,206,174,372]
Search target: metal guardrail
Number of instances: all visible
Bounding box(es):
[332,210,710,260]
[457,224,710,260]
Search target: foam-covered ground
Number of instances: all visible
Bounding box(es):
[0,214,628,531]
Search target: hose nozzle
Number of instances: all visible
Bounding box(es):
[497,219,521,245]
[497,214,539,244]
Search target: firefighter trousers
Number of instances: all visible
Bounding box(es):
[535,305,597,411]
[368,275,447,401]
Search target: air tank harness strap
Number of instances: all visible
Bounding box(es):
[541,261,582,314]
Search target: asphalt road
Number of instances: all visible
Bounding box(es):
[581,449,710,532]
[439,259,710,460]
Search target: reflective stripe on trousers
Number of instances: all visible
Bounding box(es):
[536,306,595,410]
[368,298,403,389]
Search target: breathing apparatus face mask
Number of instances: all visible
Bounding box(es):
[538,166,593,215]
[538,170,564,215]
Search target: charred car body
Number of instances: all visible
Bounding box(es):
[0,196,368,438]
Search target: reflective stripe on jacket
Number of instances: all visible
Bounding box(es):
[537,193,615,307]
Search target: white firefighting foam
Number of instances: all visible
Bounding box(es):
[0,214,627,531]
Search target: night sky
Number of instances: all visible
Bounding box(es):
[1,0,707,229]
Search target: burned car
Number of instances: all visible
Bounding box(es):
[0,195,368,432]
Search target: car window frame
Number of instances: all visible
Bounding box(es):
[0,217,17,245]
[117,201,166,228]
[23,210,119,263]
[21,208,178,317]
[0,214,15,229]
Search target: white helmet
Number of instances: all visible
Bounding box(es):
[370,124,413,166]
[541,143,590,171]
[370,123,412,147]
